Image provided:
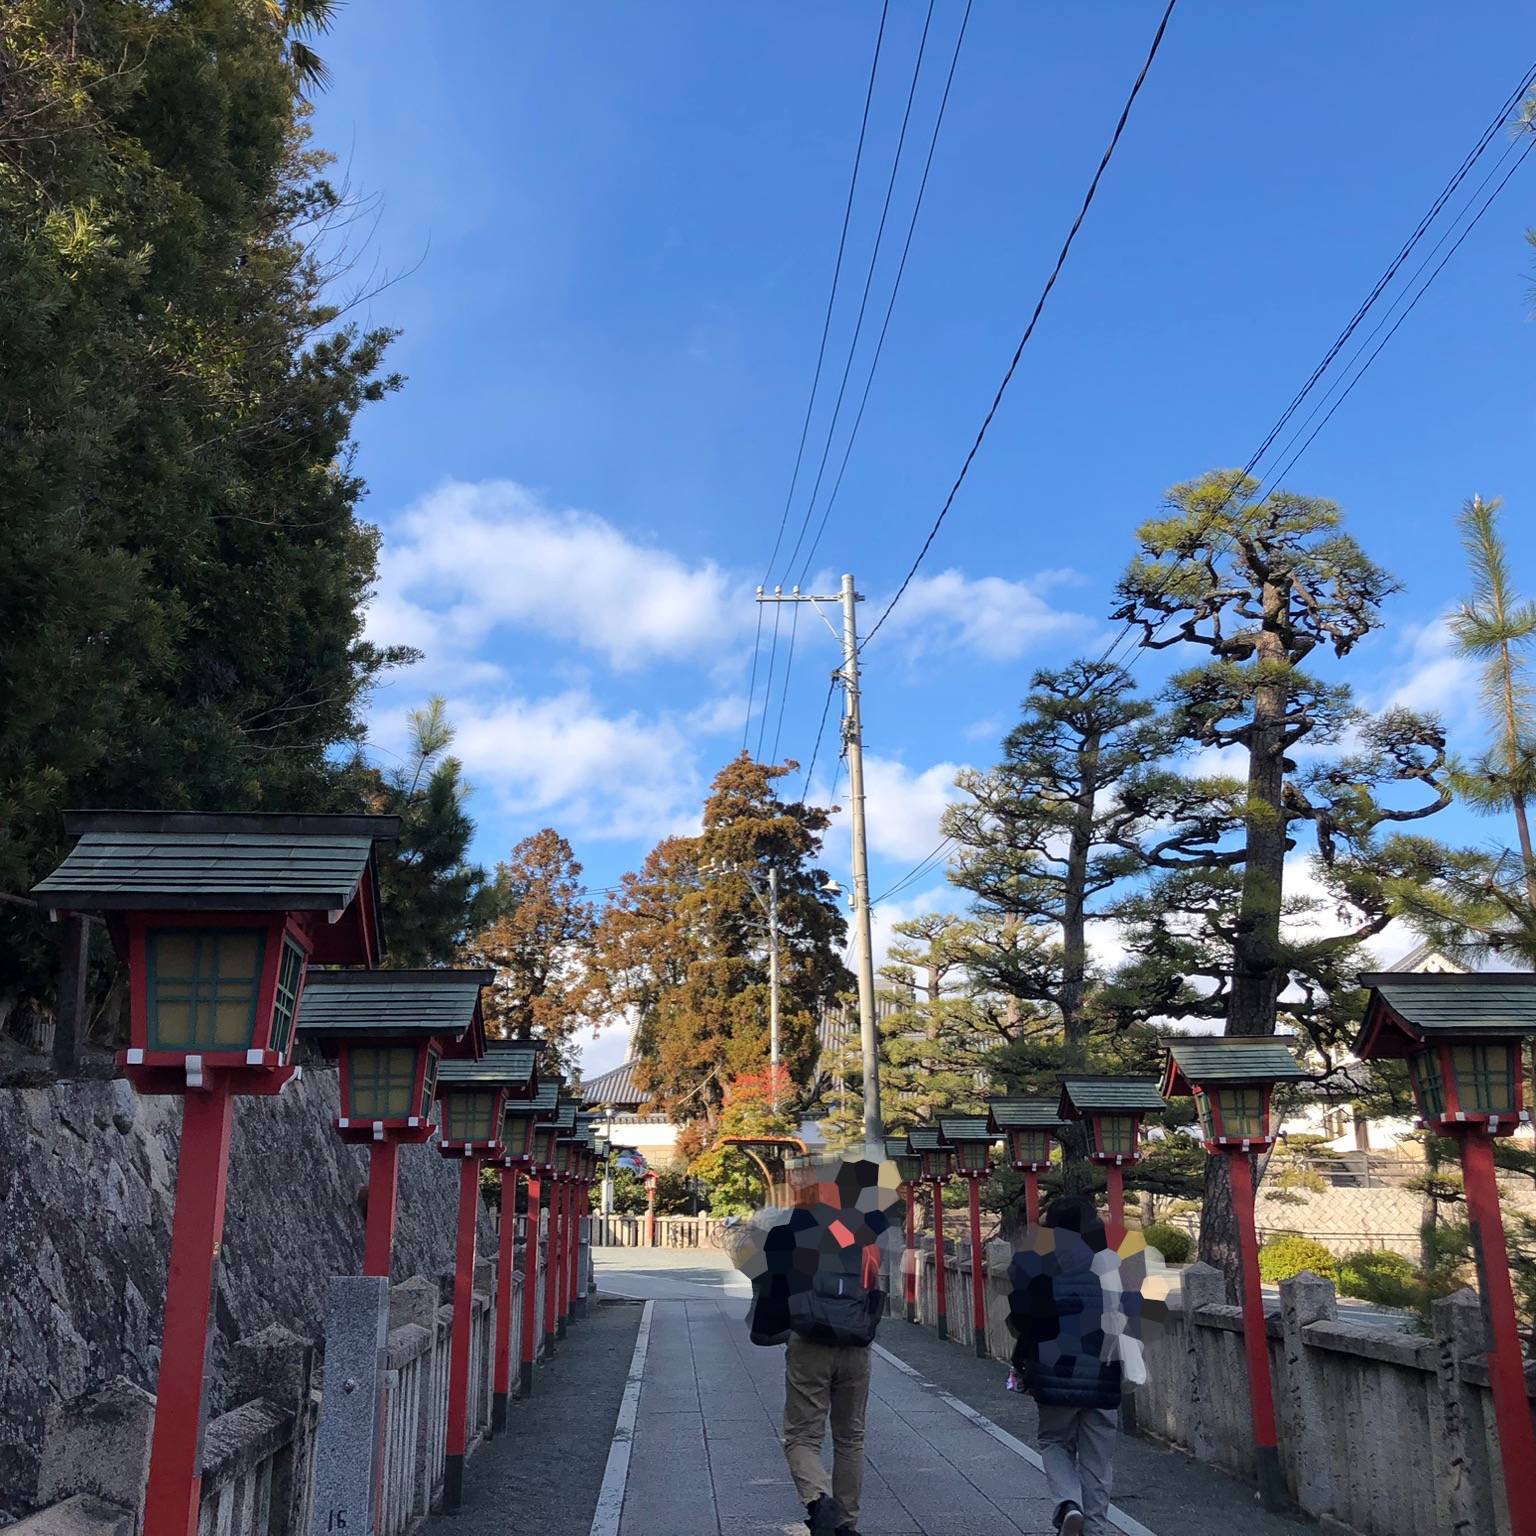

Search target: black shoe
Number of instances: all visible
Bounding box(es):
[1054,1503,1085,1536]
[834,1527,862,1536]
[806,1495,841,1535]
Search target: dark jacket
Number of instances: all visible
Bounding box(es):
[1006,1232,1123,1410]
[747,1203,885,1348]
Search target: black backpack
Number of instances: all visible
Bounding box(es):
[787,1237,884,1348]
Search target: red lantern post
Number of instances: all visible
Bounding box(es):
[532,1116,562,1359]
[1161,1036,1304,1514]
[32,810,395,1536]
[435,1062,510,1510]
[941,1118,998,1358]
[297,969,491,1277]
[1058,1078,1166,1241]
[887,1139,923,1323]
[1356,973,1536,1536]
[910,1128,954,1340]
[988,1098,1061,1227]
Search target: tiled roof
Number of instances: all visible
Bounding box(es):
[508,1077,561,1116]
[577,1058,652,1108]
[1359,972,1536,1043]
[33,811,397,911]
[297,969,489,1041]
[1162,1036,1306,1087]
[907,1126,943,1151]
[1058,1077,1167,1116]
[938,1115,993,1143]
[438,1045,536,1088]
[552,1101,579,1131]
[987,1098,1062,1132]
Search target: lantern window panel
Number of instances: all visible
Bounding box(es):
[420,1052,439,1120]
[442,1089,499,1143]
[1220,1086,1268,1140]
[1193,1092,1215,1143]
[147,928,267,1050]
[268,937,306,1057]
[1409,1050,1445,1122]
[1451,1043,1517,1117]
[1010,1129,1051,1165]
[1094,1115,1137,1157]
[349,1045,421,1119]
[956,1140,991,1173]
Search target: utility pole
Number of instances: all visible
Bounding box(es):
[767,864,781,1107]
[755,575,882,1150]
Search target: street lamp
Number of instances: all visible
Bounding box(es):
[987,1098,1062,1225]
[886,1137,924,1322]
[908,1127,954,1341]
[435,1052,522,1509]
[939,1117,998,1358]
[32,809,395,1536]
[297,968,490,1278]
[1160,1035,1304,1513]
[1355,972,1536,1534]
[1057,1077,1167,1232]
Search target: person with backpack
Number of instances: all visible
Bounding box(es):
[741,1157,901,1536]
[1006,1196,1125,1536]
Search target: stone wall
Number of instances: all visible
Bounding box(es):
[0,1066,486,1516]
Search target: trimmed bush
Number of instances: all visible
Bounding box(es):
[1140,1222,1193,1264]
[1257,1232,1337,1285]
[1337,1249,1419,1309]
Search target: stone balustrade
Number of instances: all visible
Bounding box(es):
[908,1239,1536,1536]
[9,1247,544,1536]
[587,1213,728,1247]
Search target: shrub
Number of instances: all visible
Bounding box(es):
[1140,1222,1193,1263]
[1257,1232,1337,1285]
[1337,1249,1420,1309]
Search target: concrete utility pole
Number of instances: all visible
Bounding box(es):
[767,864,781,1102]
[754,574,882,1150]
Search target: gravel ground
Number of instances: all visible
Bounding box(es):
[873,1316,1316,1536]
[445,1297,644,1536]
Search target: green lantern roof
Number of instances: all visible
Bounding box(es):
[987,1098,1063,1132]
[33,811,398,912]
[907,1126,943,1151]
[1058,1077,1167,1117]
[297,969,490,1044]
[481,1041,538,1084]
[552,1100,579,1132]
[938,1115,993,1144]
[883,1137,910,1160]
[438,1052,529,1089]
[1161,1035,1306,1095]
[526,1078,562,1114]
[1356,972,1536,1058]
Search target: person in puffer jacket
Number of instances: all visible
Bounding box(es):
[1006,1197,1122,1536]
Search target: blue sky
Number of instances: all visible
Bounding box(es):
[312,3,1536,1074]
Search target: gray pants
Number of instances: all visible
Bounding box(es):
[1037,1404,1117,1534]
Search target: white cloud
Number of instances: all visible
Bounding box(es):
[1378,615,1479,728]
[394,687,708,843]
[877,567,1092,662]
[366,479,744,670]
[818,755,965,867]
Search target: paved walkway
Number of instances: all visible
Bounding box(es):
[590,1249,1156,1536]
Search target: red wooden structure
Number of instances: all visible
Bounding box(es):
[987,1098,1062,1225]
[32,810,396,1536]
[1057,1077,1166,1234]
[1356,973,1536,1536]
[510,1076,560,1396]
[297,969,490,1276]
[435,1048,522,1510]
[1161,1035,1304,1513]
[908,1127,954,1340]
[887,1138,923,1322]
[939,1117,999,1357]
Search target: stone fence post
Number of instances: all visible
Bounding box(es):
[1429,1287,1499,1536]
[34,1377,156,1530]
[1276,1270,1335,1514]
[1178,1261,1227,1468]
[231,1324,316,1536]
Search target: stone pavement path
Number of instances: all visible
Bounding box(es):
[593,1250,1156,1536]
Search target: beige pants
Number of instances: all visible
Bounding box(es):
[782,1335,873,1526]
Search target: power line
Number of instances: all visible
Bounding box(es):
[770,599,802,763]
[861,0,1181,652]
[780,0,939,585]
[799,672,841,801]
[871,835,954,905]
[796,0,973,588]
[744,1,891,753]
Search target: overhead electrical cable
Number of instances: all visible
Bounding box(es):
[861,0,1181,653]
[796,0,974,588]
[743,0,891,753]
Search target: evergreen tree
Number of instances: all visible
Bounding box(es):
[461,827,596,1064]
[1113,470,1450,1279]
[1,1,406,1015]
[585,755,850,1123]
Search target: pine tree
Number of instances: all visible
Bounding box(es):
[1113,470,1450,1280]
